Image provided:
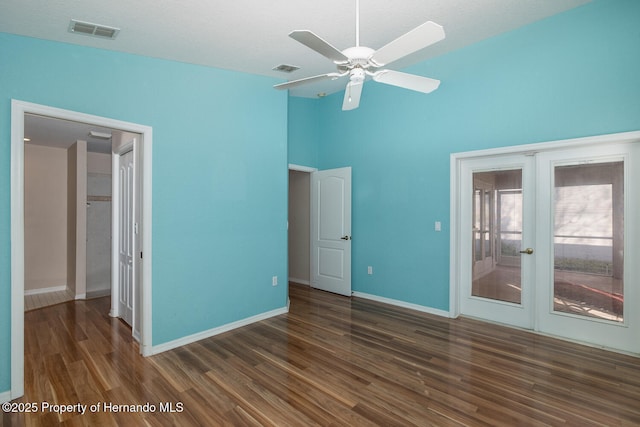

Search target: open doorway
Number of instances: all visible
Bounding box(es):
[288,166,313,287]
[23,114,116,310]
[287,164,353,296]
[10,100,153,400]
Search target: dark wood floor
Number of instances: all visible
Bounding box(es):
[5,283,640,426]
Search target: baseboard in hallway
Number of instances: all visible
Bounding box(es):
[25,288,75,311]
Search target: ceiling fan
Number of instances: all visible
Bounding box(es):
[273,0,445,110]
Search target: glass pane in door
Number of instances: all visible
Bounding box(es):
[553,162,624,322]
[472,170,523,304]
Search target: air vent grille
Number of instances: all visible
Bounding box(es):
[68,19,120,40]
[273,64,300,73]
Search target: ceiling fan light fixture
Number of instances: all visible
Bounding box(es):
[350,67,365,83]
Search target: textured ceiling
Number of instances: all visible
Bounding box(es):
[2,0,591,98]
[7,1,591,149]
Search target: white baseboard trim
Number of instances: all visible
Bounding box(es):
[24,285,67,296]
[75,293,87,300]
[150,305,289,355]
[0,390,11,403]
[289,277,310,286]
[86,288,111,299]
[352,291,450,318]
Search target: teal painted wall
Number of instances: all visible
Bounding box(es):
[3,0,639,397]
[0,34,288,393]
[305,0,640,308]
[287,97,320,168]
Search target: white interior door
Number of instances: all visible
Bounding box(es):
[118,149,134,326]
[310,167,352,296]
[459,155,535,329]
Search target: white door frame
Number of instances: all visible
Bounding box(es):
[450,131,640,350]
[288,164,317,173]
[10,100,153,400]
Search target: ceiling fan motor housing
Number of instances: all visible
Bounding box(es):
[339,46,376,68]
[349,67,366,83]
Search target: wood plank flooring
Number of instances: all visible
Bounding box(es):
[5,283,640,426]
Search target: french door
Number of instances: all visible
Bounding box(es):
[535,144,639,352]
[459,154,535,329]
[456,139,640,354]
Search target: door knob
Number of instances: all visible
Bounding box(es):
[340,235,351,240]
[519,248,534,255]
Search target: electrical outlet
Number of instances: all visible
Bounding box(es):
[435,221,442,232]
[367,266,373,275]
[272,276,278,286]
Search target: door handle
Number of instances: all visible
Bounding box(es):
[520,248,534,255]
[340,235,351,240]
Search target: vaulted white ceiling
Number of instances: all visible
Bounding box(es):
[6,0,592,150]
[2,0,590,98]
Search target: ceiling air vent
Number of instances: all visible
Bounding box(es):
[273,64,300,73]
[68,19,120,40]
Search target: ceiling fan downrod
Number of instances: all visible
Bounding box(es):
[355,0,360,47]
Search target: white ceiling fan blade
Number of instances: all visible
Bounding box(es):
[274,73,343,90]
[342,80,363,111]
[372,70,440,93]
[369,21,445,67]
[289,30,349,64]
